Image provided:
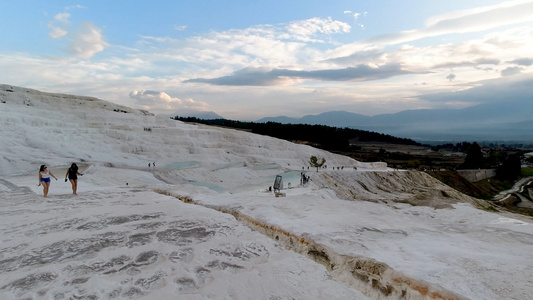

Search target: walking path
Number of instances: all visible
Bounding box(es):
[493,176,533,202]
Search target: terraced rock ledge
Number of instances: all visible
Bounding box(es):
[160,191,469,300]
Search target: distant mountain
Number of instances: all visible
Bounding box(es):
[257,101,533,142]
[258,111,370,127]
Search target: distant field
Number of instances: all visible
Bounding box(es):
[354,142,431,155]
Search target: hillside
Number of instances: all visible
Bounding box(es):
[1,84,532,300]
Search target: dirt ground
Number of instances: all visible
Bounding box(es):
[337,142,465,170]
[333,142,533,217]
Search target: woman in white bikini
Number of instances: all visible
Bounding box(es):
[38,165,57,197]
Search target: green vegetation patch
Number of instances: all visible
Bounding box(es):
[521,167,533,176]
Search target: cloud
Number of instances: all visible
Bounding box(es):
[331,0,533,57]
[286,17,351,42]
[420,74,533,104]
[48,13,70,39]
[174,25,187,31]
[54,12,71,24]
[434,58,500,69]
[327,26,532,86]
[68,22,108,59]
[501,66,522,76]
[508,58,533,66]
[184,67,289,86]
[129,90,208,111]
[136,17,350,72]
[48,26,68,39]
[46,11,107,59]
[344,10,366,21]
[384,0,533,44]
[185,64,419,86]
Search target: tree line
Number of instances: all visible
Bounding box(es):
[461,142,522,179]
[173,117,421,152]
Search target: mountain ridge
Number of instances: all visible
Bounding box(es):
[256,101,533,142]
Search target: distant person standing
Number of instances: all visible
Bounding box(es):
[38,165,57,197]
[65,163,83,195]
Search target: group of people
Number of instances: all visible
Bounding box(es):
[38,163,83,197]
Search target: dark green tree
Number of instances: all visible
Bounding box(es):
[378,147,387,157]
[461,142,484,169]
[485,151,505,168]
[497,154,521,180]
[309,155,326,172]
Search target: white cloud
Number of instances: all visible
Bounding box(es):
[131,17,352,79]
[46,11,109,59]
[130,90,176,105]
[425,0,532,27]
[286,17,351,42]
[136,22,320,72]
[54,12,71,24]
[48,13,70,39]
[129,89,209,112]
[68,22,109,59]
[329,26,533,83]
[419,0,533,36]
[331,0,533,57]
[174,25,187,31]
[48,25,68,39]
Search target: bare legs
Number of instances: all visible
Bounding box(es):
[70,179,78,195]
[41,181,50,197]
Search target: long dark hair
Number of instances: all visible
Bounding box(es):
[70,163,78,172]
[39,165,46,172]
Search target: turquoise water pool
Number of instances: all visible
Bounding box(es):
[270,170,308,188]
[163,161,199,170]
[211,162,245,171]
[189,181,225,193]
[252,163,280,170]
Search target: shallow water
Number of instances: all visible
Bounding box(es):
[277,170,307,188]
[162,161,199,170]
[188,181,226,193]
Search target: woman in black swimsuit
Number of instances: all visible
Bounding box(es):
[65,163,83,195]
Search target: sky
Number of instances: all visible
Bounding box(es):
[1,0,533,120]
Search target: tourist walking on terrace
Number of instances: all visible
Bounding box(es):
[65,163,83,195]
[38,165,57,197]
